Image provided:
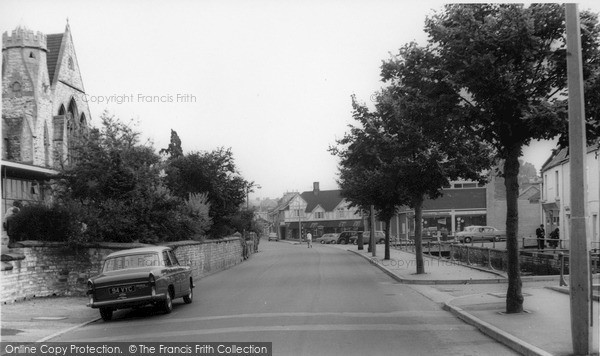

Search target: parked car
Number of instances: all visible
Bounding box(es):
[456,226,506,243]
[352,230,385,245]
[86,246,194,321]
[268,232,279,241]
[316,233,340,244]
[337,231,359,245]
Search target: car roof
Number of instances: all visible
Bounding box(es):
[105,246,171,258]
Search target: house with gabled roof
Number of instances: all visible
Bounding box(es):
[268,182,363,240]
[540,143,599,246]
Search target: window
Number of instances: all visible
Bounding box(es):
[162,251,172,266]
[337,208,346,219]
[11,81,21,93]
[315,212,324,219]
[168,251,180,266]
[68,56,74,70]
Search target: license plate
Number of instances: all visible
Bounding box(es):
[109,286,134,294]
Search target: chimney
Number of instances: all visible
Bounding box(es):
[313,182,320,196]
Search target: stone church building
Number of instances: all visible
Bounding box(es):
[1,23,90,214]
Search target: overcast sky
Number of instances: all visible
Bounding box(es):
[2,1,598,199]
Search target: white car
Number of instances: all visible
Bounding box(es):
[268,232,279,241]
[456,226,506,243]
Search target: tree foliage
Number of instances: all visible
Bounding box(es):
[52,112,208,244]
[423,3,600,313]
[163,147,249,237]
[160,129,184,159]
[333,43,493,270]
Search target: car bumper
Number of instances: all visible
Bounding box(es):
[87,292,167,309]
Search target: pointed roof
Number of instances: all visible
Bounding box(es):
[46,33,63,84]
[541,142,599,173]
[300,189,345,212]
[270,192,299,214]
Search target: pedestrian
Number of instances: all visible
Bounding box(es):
[306,231,312,248]
[535,224,545,250]
[549,228,560,249]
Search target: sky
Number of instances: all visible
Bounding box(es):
[1,1,598,199]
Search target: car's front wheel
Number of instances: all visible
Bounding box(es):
[183,282,193,304]
[320,240,325,244]
[162,289,173,314]
[99,307,113,321]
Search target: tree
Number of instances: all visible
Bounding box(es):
[424,3,600,313]
[333,43,493,272]
[55,112,201,244]
[164,147,248,237]
[331,97,406,259]
[160,129,184,159]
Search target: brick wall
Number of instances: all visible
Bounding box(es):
[0,237,252,304]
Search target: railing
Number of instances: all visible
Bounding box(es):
[392,239,600,276]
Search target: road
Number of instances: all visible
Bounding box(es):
[55,240,517,355]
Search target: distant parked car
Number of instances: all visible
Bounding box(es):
[268,232,279,241]
[352,231,385,245]
[316,233,339,244]
[456,226,506,243]
[86,246,194,321]
[337,231,359,245]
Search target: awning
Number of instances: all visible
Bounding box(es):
[542,202,560,211]
[1,160,59,180]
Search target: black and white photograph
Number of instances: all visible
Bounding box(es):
[1,1,599,355]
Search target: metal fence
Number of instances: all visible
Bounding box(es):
[394,240,600,276]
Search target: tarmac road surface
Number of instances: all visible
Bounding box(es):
[51,240,517,356]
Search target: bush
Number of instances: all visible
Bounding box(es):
[9,203,81,244]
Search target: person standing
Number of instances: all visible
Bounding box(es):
[549,228,560,248]
[535,224,545,250]
[306,231,312,248]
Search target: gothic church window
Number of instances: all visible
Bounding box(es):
[58,104,66,115]
[68,56,74,70]
[29,52,35,58]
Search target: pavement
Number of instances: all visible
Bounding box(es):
[344,243,600,356]
[1,240,599,356]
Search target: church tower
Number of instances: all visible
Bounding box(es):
[2,26,53,165]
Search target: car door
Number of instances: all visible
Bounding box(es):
[167,250,188,297]
[161,250,179,296]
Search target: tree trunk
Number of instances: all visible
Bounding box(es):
[384,218,391,260]
[504,144,523,313]
[359,210,367,251]
[414,196,425,274]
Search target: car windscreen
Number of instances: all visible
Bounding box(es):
[103,253,160,272]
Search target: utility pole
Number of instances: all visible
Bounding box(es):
[565,4,592,355]
[370,205,376,257]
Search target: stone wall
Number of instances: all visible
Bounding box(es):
[0,237,252,304]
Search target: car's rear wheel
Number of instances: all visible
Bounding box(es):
[99,307,112,321]
[464,237,472,244]
[162,288,173,314]
[493,236,500,242]
[183,281,193,304]
[320,240,325,244]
